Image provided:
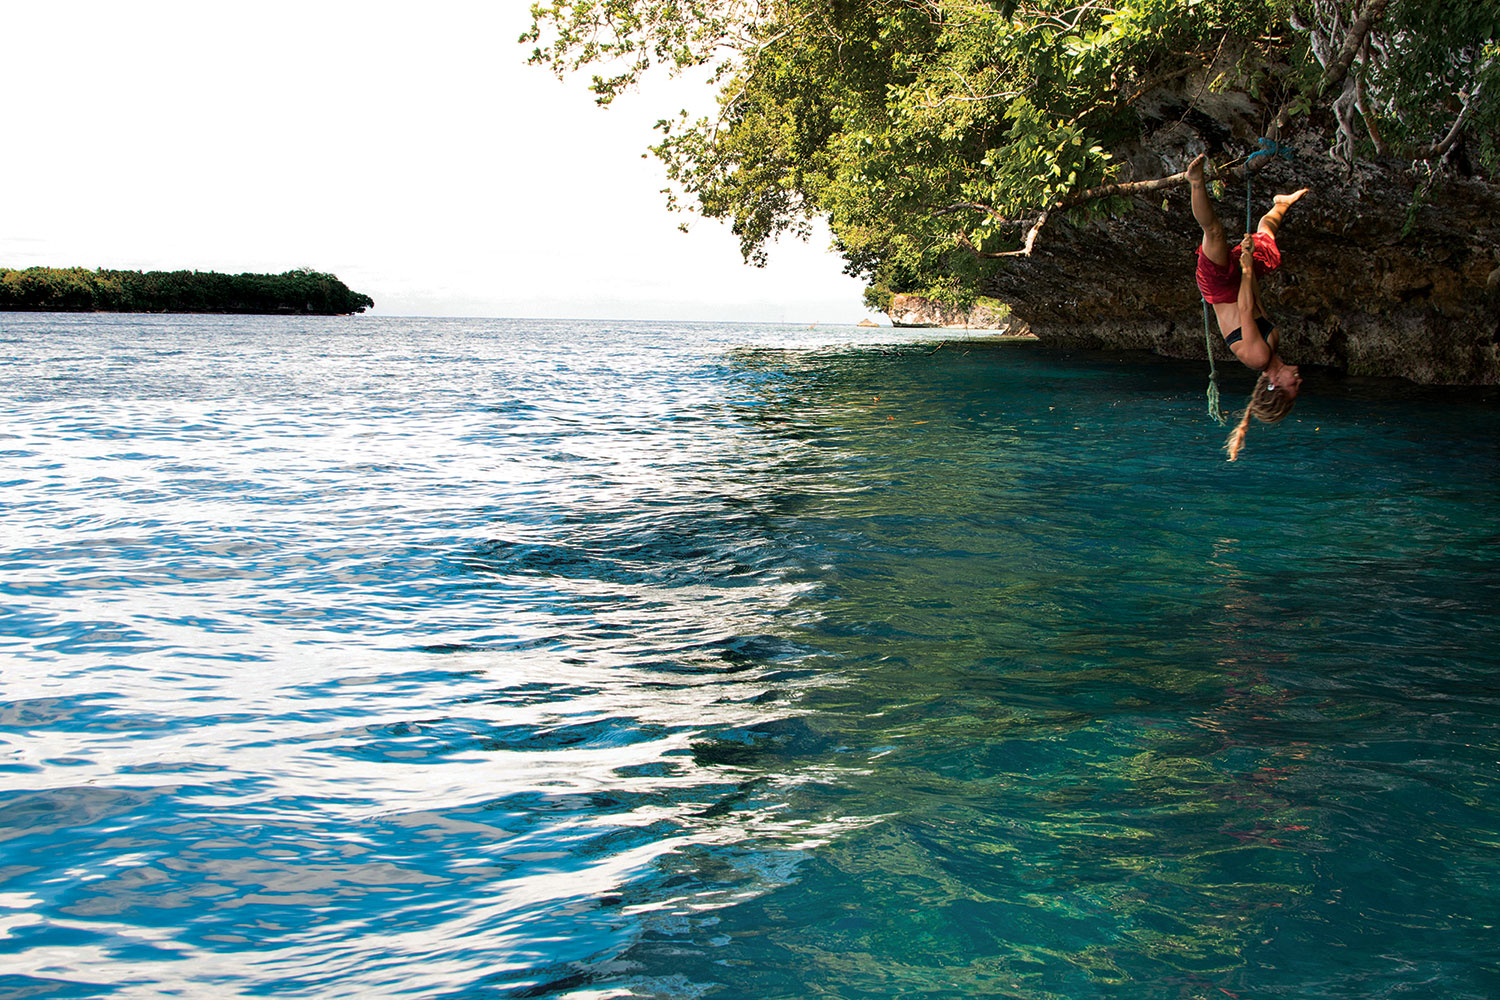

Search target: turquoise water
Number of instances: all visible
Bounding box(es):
[1,314,1497,999]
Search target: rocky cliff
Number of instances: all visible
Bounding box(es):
[962,84,1500,385]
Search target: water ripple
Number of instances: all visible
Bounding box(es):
[1,314,1497,999]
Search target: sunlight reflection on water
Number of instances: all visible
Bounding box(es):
[1,314,1497,999]
[2,315,914,998]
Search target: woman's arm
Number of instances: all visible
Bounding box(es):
[1237,257,1257,333]
[1234,236,1273,370]
[1236,235,1259,325]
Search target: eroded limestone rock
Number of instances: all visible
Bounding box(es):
[966,77,1500,384]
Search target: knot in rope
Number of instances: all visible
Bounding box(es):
[1241,138,1296,232]
[1203,300,1226,425]
[1245,136,1296,169]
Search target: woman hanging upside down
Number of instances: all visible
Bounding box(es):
[1187,153,1308,460]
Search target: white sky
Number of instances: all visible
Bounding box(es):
[0,1,873,322]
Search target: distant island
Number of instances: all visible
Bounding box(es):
[0,267,373,315]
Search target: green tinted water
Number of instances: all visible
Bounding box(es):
[612,340,1500,999]
[1,317,1495,999]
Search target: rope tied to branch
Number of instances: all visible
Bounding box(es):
[1242,137,1296,230]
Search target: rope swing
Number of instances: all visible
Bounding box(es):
[1202,138,1295,424]
[1203,299,1225,424]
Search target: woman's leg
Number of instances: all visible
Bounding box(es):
[1188,154,1231,265]
[1257,187,1309,237]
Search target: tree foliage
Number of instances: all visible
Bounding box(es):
[527,0,1498,303]
[0,267,374,314]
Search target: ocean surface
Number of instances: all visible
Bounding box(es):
[1,313,1497,1000]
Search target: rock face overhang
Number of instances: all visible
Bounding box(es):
[976,132,1500,385]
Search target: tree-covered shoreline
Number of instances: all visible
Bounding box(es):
[525,0,1498,307]
[0,267,373,315]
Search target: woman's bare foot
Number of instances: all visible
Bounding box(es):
[1257,187,1310,236]
[1187,153,1207,184]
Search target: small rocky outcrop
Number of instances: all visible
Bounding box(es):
[887,294,1017,331]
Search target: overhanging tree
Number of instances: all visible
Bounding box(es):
[525,0,1499,304]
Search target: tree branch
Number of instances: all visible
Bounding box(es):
[1412,88,1476,161]
[946,167,1203,258]
[1058,169,1195,204]
[1353,61,1389,155]
[955,211,1050,258]
[1394,52,1490,162]
[1272,0,1390,137]
[1318,0,1389,97]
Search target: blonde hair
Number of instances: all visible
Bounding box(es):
[1224,371,1296,461]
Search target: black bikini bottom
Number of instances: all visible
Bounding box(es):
[1224,315,1275,348]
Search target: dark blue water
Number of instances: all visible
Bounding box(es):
[2,314,1497,999]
